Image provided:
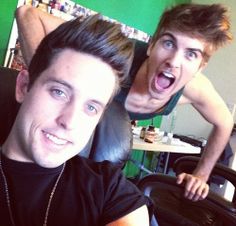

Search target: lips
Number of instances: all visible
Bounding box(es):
[43,131,69,145]
[155,71,175,90]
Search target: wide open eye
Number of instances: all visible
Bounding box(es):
[186,50,198,60]
[163,40,175,50]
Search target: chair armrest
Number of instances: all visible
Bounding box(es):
[173,156,236,189]
[138,173,236,216]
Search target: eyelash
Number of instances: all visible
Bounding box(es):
[86,104,98,115]
[163,40,175,49]
[187,51,198,59]
[49,87,100,115]
[162,39,198,60]
[50,88,67,100]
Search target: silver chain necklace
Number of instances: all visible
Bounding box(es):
[0,153,65,226]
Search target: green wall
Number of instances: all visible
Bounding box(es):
[74,0,190,35]
[0,0,190,66]
[0,0,18,66]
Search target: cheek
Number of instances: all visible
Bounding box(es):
[74,122,96,150]
[76,116,100,138]
[149,50,167,69]
[184,64,200,79]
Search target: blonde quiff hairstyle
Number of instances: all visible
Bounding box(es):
[151,4,233,62]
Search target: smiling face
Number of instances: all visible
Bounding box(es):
[4,49,116,168]
[146,30,206,100]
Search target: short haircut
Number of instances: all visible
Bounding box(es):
[151,4,233,62]
[28,14,134,95]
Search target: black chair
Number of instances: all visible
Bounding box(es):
[138,156,236,226]
[0,66,132,166]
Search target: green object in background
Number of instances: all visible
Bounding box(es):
[0,0,18,66]
[137,116,162,127]
[74,0,190,35]
[123,115,162,178]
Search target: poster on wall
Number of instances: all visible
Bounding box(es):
[9,0,150,71]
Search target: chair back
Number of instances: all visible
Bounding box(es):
[138,156,236,226]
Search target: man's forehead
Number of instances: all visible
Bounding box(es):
[37,54,115,106]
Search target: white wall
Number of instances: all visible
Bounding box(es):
[174,0,236,139]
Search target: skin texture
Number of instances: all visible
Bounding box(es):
[15,5,233,202]
[2,49,149,225]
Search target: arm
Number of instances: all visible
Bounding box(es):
[177,74,234,201]
[107,205,149,226]
[15,5,65,66]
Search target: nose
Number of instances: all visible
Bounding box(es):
[166,51,181,69]
[56,102,80,130]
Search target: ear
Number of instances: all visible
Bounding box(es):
[198,61,208,74]
[15,70,30,103]
[146,42,154,57]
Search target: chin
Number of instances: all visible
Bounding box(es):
[34,155,65,168]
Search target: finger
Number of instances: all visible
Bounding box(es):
[192,182,209,201]
[198,184,209,200]
[185,179,202,200]
[183,175,195,197]
[176,173,186,184]
[192,183,205,201]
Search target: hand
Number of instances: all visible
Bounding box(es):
[176,173,209,201]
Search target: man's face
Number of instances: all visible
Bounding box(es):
[9,49,116,168]
[146,30,206,100]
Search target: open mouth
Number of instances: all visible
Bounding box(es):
[155,72,175,90]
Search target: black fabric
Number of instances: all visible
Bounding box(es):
[114,40,147,110]
[0,154,148,226]
[0,67,20,145]
[114,40,184,120]
[89,100,132,166]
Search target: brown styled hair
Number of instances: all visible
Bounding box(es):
[151,4,233,62]
[28,14,134,95]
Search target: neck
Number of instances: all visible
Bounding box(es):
[125,60,172,114]
[131,60,149,94]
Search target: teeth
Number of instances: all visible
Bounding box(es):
[45,133,67,145]
[163,72,174,78]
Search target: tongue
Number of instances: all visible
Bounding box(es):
[156,73,171,89]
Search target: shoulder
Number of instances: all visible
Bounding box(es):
[67,157,149,225]
[68,156,142,194]
[181,72,214,105]
[180,73,232,126]
[69,156,121,176]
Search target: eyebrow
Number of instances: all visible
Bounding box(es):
[44,78,73,90]
[160,32,204,56]
[91,100,106,109]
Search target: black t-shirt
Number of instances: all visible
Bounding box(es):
[0,154,148,226]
